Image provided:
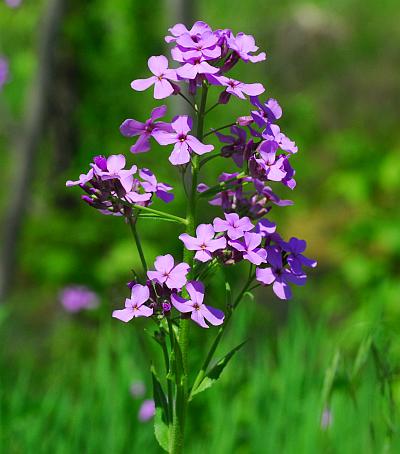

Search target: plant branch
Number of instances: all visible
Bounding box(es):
[203,122,237,138]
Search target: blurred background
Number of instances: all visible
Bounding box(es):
[1,0,399,452]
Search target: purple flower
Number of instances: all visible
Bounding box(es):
[229,232,267,265]
[112,284,153,322]
[147,254,189,290]
[179,224,226,262]
[253,180,294,207]
[120,105,172,153]
[250,142,287,182]
[175,31,221,61]
[213,213,254,240]
[65,168,94,187]
[171,281,224,328]
[130,381,145,398]
[153,115,214,165]
[255,218,277,237]
[93,154,137,192]
[227,32,266,63]
[59,285,99,313]
[320,407,333,430]
[4,0,22,7]
[256,247,306,299]
[0,57,9,91]
[139,168,174,203]
[216,126,247,167]
[263,124,298,154]
[208,74,265,100]
[176,57,219,80]
[131,56,178,99]
[138,399,155,422]
[280,237,317,274]
[165,21,212,43]
[251,97,282,126]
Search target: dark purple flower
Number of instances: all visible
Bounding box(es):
[153,115,214,165]
[147,254,189,290]
[120,105,172,153]
[255,218,277,237]
[280,237,317,274]
[59,285,99,313]
[138,399,155,422]
[256,246,306,299]
[131,56,178,99]
[139,168,174,203]
[229,232,267,265]
[179,224,226,262]
[216,126,247,167]
[251,96,282,126]
[213,212,254,240]
[171,281,224,328]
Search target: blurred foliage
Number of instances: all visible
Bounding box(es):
[1,0,399,452]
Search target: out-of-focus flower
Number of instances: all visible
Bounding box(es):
[4,0,22,8]
[179,223,226,262]
[320,407,333,430]
[138,399,155,422]
[131,56,178,99]
[130,381,146,398]
[171,281,224,328]
[59,286,99,313]
[0,57,9,91]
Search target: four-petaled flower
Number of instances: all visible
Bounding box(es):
[147,254,190,290]
[229,232,267,265]
[227,32,266,63]
[153,115,214,165]
[139,168,174,203]
[280,237,317,274]
[256,247,306,299]
[171,281,224,328]
[112,284,153,322]
[208,74,265,100]
[131,56,178,99]
[93,154,137,192]
[179,224,226,262]
[213,213,254,240]
[120,105,172,153]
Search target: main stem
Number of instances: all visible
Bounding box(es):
[169,83,208,454]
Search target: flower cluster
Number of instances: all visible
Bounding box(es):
[59,285,99,313]
[66,154,173,215]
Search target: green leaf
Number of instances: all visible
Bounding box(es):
[138,213,183,224]
[151,366,170,452]
[352,335,372,379]
[166,327,184,386]
[190,340,246,398]
[321,350,340,405]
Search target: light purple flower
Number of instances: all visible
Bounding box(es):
[4,0,21,7]
[66,168,94,187]
[138,399,155,422]
[131,56,178,99]
[165,21,212,44]
[262,124,298,154]
[227,32,266,63]
[176,57,219,80]
[120,105,172,153]
[208,74,265,100]
[175,31,221,61]
[130,381,145,398]
[93,154,137,192]
[147,254,189,290]
[59,285,99,313]
[171,281,224,328]
[320,407,333,430]
[256,247,306,299]
[229,232,267,265]
[280,237,317,274]
[153,115,214,165]
[252,142,287,182]
[112,284,153,322]
[251,97,282,126]
[0,57,9,91]
[213,213,254,240]
[179,224,226,262]
[139,168,174,203]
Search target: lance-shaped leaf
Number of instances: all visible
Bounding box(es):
[190,340,246,399]
[151,366,170,452]
[166,326,184,386]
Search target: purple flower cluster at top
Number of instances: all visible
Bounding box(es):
[59,285,99,313]
[66,154,174,215]
[4,0,22,8]
[0,57,9,91]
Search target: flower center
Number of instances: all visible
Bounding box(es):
[178,134,187,142]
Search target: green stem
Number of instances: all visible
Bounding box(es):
[133,204,188,225]
[178,92,198,112]
[189,271,255,398]
[203,122,237,138]
[128,217,147,272]
[169,82,208,454]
